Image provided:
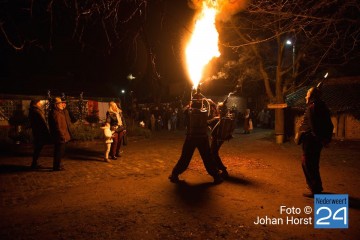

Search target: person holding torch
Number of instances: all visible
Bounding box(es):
[169,88,223,184]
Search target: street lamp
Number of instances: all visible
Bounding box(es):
[286,39,296,91]
[121,89,125,109]
[286,40,295,76]
[127,74,136,81]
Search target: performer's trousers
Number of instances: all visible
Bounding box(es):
[301,134,323,193]
[172,135,219,177]
[210,138,226,171]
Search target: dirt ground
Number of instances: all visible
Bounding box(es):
[0,128,359,239]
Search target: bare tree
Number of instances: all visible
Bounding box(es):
[0,0,167,101]
[216,0,360,142]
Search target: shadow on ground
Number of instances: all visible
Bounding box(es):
[0,164,54,174]
[174,181,214,206]
[66,146,104,162]
[225,175,254,186]
[0,164,31,174]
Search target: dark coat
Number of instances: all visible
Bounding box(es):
[300,99,333,142]
[28,106,51,144]
[63,108,75,138]
[48,108,71,143]
[106,110,126,129]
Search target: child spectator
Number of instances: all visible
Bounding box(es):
[101,123,114,163]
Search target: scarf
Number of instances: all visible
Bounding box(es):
[109,108,123,126]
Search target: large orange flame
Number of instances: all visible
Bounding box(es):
[185,3,220,89]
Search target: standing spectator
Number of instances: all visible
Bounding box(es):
[150,114,156,131]
[299,87,333,198]
[257,109,265,128]
[48,97,72,171]
[263,110,271,128]
[101,122,114,163]
[165,106,172,131]
[171,108,178,131]
[243,109,252,134]
[156,115,164,131]
[145,107,151,130]
[106,101,126,160]
[28,99,52,169]
[62,100,76,137]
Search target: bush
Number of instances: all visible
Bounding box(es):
[128,125,152,138]
[7,109,32,144]
[0,127,12,144]
[68,120,151,141]
[85,110,100,124]
[8,109,29,127]
[70,122,103,141]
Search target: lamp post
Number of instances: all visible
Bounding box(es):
[286,40,296,91]
[286,40,295,76]
[121,89,125,109]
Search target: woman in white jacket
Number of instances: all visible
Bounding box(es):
[101,123,114,162]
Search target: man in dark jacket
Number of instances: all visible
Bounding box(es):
[28,99,51,169]
[299,87,333,197]
[48,97,72,171]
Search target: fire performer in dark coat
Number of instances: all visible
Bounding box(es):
[299,86,333,197]
[169,89,223,184]
[208,97,235,178]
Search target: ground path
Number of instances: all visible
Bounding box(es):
[1,128,359,239]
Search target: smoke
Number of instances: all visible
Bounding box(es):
[217,0,249,22]
[188,0,248,22]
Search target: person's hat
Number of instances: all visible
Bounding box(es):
[54,97,66,104]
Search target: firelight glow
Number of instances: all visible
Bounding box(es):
[185,3,220,89]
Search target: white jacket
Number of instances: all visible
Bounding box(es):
[101,126,114,144]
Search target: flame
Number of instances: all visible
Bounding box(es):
[185,3,220,89]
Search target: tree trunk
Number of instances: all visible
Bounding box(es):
[274,36,286,143]
[275,108,285,144]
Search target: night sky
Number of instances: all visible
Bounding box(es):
[0,0,195,99]
[1,0,359,101]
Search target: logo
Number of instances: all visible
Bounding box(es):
[314,194,348,229]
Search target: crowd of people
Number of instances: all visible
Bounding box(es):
[29,97,74,171]
[26,95,276,173]
[27,87,333,198]
[134,104,184,132]
[28,98,127,170]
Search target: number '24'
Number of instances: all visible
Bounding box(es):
[316,207,347,225]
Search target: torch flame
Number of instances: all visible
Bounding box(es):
[185,3,220,89]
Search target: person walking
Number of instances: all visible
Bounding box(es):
[168,90,223,184]
[28,99,52,169]
[106,101,126,160]
[48,97,72,171]
[298,86,333,198]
